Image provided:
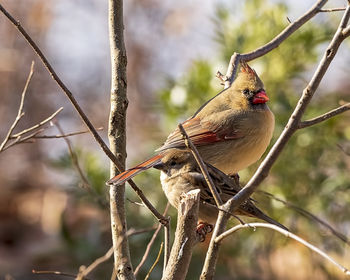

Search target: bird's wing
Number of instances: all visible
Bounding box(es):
[156,112,244,152]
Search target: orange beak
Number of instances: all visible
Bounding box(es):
[252,91,269,104]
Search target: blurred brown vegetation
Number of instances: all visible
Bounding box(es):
[0,0,349,279]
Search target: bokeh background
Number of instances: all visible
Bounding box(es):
[0,0,349,279]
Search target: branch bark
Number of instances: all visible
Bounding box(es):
[162,189,201,280]
[224,0,328,88]
[108,0,134,279]
[298,102,350,128]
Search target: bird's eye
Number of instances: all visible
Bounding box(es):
[243,89,250,95]
[169,161,176,167]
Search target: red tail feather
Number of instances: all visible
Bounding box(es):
[106,154,163,186]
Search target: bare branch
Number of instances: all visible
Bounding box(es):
[32,270,90,280]
[107,0,134,278]
[19,127,103,139]
[260,191,349,244]
[0,3,120,167]
[144,242,163,280]
[0,61,34,152]
[224,0,328,87]
[298,102,350,128]
[0,0,167,232]
[0,108,63,152]
[215,71,227,85]
[134,226,162,276]
[76,228,155,280]
[10,107,63,138]
[320,7,346,12]
[163,214,171,274]
[215,223,350,276]
[162,190,201,280]
[134,203,170,276]
[343,25,350,36]
[54,121,90,190]
[127,182,168,224]
[77,247,113,280]
[178,123,223,206]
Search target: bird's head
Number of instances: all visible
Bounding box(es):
[153,150,195,177]
[232,61,269,108]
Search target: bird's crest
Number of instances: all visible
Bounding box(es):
[240,60,256,76]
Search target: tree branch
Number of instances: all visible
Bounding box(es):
[75,228,155,280]
[259,191,349,244]
[0,3,120,166]
[107,0,134,279]
[144,242,163,280]
[0,0,167,230]
[0,61,34,152]
[320,7,346,12]
[178,123,223,206]
[214,223,350,276]
[201,3,350,279]
[298,102,350,128]
[162,189,201,280]
[224,0,328,87]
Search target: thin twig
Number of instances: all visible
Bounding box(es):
[178,123,223,206]
[224,0,329,87]
[320,7,346,12]
[144,242,164,280]
[1,108,63,152]
[259,191,349,244]
[134,226,162,276]
[337,144,350,156]
[10,107,63,138]
[214,223,350,276]
[163,214,171,274]
[134,203,170,276]
[24,127,103,139]
[216,71,227,85]
[0,61,34,152]
[76,228,156,280]
[54,121,90,189]
[32,270,91,280]
[77,247,114,280]
[298,102,350,128]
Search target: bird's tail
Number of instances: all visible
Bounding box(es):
[106,154,163,186]
[254,209,288,231]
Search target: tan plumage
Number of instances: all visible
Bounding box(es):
[108,61,274,185]
[154,150,287,230]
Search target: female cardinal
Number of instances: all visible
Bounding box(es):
[107,61,274,185]
[153,150,287,240]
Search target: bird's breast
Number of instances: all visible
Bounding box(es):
[199,109,274,174]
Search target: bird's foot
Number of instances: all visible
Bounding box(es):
[196,222,213,242]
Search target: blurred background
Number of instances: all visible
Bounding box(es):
[0,0,349,279]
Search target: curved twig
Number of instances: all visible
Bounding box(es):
[215,223,350,276]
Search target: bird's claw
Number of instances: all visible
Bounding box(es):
[196,222,213,242]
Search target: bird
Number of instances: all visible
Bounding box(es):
[151,150,287,238]
[107,61,274,187]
